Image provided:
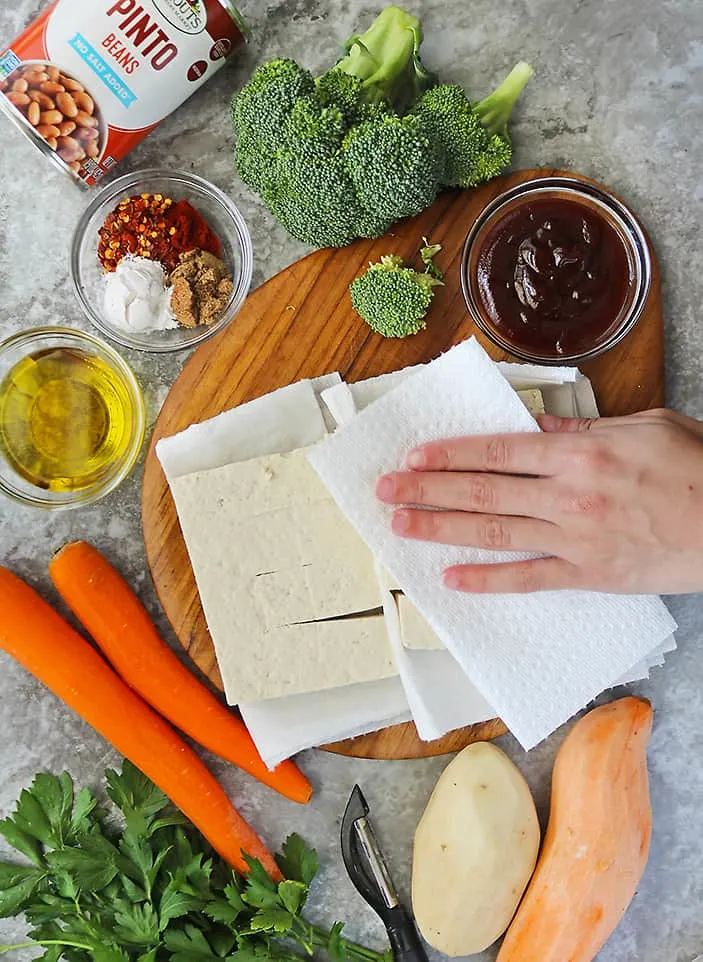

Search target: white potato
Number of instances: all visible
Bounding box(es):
[412,742,540,956]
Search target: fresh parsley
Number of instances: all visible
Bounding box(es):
[0,762,390,962]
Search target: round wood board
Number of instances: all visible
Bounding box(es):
[142,168,664,760]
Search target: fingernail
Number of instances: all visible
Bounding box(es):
[392,510,411,535]
[406,448,427,469]
[376,475,396,501]
[443,569,461,590]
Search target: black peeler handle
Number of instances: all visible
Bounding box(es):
[384,905,430,962]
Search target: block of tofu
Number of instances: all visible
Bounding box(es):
[171,449,397,704]
[516,388,545,415]
[397,594,445,651]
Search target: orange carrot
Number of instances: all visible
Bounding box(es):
[49,541,312,805]
[0,565,282,881]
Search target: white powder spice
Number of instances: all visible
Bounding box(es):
[103,255,177,333]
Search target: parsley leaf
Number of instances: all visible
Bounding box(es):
[241,856,279,911]
[120,876,147,904]
[277,881,307,916]
[164,924,219,961]
[0,862,44,889]
[202,900,242,927]
[46,833,120,891]
[275,835,318,886]
[92,946,131,962]
[12,786,57,847]
[248,908,294,935]
[0,870,46,917]
[159,880,202,927]
[105,762,169,836]
[0,817,43,867]
[70,787,99,836]
[113,902,160,946]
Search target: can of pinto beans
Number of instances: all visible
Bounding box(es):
[0,0,248,187]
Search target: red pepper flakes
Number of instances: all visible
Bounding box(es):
[97,194,222,273]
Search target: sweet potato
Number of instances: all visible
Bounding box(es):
[497,697,653,962]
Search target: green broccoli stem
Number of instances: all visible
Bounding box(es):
[330,5,435,110]
[475,61,534,138]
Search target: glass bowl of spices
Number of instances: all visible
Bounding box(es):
[460,175,652,364]
[0,327,145,509]
[70,169,254,353]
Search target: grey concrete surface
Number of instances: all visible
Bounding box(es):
[1,0,702,959]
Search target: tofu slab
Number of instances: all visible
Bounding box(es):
[397,594,445,651]
[171,449,396,703]
[516,388,545,415]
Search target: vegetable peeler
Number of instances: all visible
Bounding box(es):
[341,785,429,962]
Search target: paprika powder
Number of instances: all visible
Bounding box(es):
[167,201,223,263]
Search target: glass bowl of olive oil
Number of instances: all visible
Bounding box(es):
[0,328,145,509]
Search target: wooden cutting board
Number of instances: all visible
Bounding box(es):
[142,168,664,760]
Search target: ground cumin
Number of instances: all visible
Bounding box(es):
[169,249,233,328]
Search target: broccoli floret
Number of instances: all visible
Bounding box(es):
[350,252,444,338]
[329,5,436,113]
[232,59,314,156]
[413,62,533,188]
[267,143,364,248]
[343,112,442,224]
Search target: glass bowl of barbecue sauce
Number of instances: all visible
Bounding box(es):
[461,176,652,364]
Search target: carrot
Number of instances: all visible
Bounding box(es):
[0,565,282,881]
[49,541,312,805]
[496,697,653,962]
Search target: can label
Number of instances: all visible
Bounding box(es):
[0,0,244,186]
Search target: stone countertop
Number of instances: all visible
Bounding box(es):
[1,1,702,959]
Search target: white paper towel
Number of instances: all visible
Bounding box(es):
[240,680,411,769]
[323,374,499,741]
[323,360,665,740]
[308,338,678,749]
[156,377,411,768]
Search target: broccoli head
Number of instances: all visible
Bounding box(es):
[231,7,533,248]
[350,251,444,338]
[232,7,439,248]
[413,62,534,188]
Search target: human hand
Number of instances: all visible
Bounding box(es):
[375,409,703,595]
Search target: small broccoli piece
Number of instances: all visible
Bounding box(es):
[419,236,444,278]
[413,62,533,188]
[350,252,444,338]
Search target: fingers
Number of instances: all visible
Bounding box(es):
[392,508,563,553]
[377,470,555,520]
[537,414,599,433]
[444,558,582,593]
[406,432,570,477]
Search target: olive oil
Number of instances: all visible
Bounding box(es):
[0,347,136,493]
